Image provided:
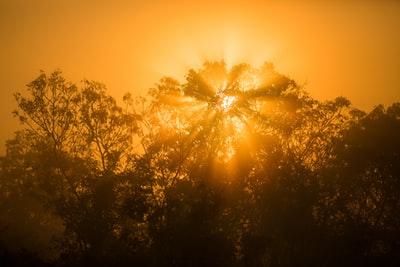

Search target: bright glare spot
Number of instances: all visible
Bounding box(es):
[216,90,237,112]
[221,95,237,112]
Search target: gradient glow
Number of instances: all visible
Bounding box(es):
[1,0,400,155]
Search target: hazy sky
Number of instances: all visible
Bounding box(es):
[1,0,400,155]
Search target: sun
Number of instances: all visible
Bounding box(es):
[217,92,237,112]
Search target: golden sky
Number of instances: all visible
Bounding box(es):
[1,0,400,155]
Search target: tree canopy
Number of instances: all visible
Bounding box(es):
[1,62,400,267]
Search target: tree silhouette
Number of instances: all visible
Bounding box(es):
[314,103,400,266]
[1,62,400,267]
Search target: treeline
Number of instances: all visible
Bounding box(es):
[1,62,399,267]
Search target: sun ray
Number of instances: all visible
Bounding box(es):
[152,61,293,166]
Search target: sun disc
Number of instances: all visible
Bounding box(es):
[221,95,237,111]
[216,90,237,112]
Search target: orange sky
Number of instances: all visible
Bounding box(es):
[1,0,400,155]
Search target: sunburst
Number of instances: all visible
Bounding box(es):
[149,61,297,165]
[179,61,295,163]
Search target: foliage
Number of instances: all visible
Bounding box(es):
[1,63,400,266]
